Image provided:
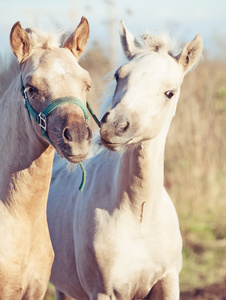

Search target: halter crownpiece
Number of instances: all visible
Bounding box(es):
[20,75,100,191]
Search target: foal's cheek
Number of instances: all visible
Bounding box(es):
[32,121,46,141]
[144,115,163,139]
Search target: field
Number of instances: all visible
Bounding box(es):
[166,58,226,293]
[45,45,226,299]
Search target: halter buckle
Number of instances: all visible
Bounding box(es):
[39,113,46,131]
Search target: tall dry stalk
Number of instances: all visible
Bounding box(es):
[165,59,226,236]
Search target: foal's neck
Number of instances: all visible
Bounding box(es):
[0,76,54,210]
[118,131,167,218]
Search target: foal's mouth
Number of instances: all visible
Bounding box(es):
[56,145,89,163]
[63,153,89,163]
[101,137,132,151]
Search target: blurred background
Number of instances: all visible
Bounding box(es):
[0,0,225,298]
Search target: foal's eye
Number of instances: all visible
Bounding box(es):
[26,86,36,96]
[28,87,35,94]
[114,73,119,82]
[86,84,91,92]
[165,90,175,99]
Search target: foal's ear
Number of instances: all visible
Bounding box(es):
[119,20,142,60]
[10,21,32,63]
[63,16,89,59]
[177,34,203,74]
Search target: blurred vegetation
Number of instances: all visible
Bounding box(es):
[165,58,226,291]
[45,42,226,298]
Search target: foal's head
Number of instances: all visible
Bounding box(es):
[100,21,203,151]
[10,17,92,163]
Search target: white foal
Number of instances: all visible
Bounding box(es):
[47,21,203,300]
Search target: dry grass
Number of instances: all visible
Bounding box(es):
[165,58,226,291]
[166,59,226,217]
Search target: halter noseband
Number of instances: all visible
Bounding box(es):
[20,75,100,191]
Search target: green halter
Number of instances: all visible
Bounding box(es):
[20,76,100,191]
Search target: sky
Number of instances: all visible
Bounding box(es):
[0,0,226,63]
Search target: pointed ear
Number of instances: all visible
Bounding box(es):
[177,34,203,74]
[10,21,32,63]
[119,20,142,60]
[63,16,89,59]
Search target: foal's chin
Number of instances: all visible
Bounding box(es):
[56,144,90,164]
[101,137,131,152]
[64,153,89,163]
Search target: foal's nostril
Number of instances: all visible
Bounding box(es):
[63,125,92,143]
[116,121,130,136]
[63,128,72,142]
[86,126,92,141]
[101,112,110,124]
[123,121,130,132]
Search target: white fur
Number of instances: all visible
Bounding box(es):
[52,59,67,75]
[47,22,203,300]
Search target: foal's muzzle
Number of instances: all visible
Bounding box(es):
[100,110,132,151]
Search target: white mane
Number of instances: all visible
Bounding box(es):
[141,32,180,57]
[140,32,202,69]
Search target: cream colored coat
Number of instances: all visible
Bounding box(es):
[0,17,91,299]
